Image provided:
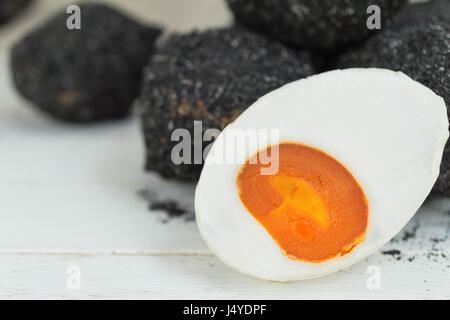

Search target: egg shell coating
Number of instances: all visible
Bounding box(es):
[139,26,316,181]
[11,3,161,123]
[195,68,449,281]
[226,0,407,50]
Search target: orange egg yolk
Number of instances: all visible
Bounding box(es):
[236,143,368,263]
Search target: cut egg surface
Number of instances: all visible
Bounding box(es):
[195,69,449,281]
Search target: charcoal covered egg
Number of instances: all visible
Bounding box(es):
[195,68,449,281]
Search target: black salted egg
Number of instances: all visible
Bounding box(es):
[11,3,161,123]
[226,0,407,50]
[139,26,316,181]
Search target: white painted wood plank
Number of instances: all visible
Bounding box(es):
[0,248,448,299]
[0,197,448,299]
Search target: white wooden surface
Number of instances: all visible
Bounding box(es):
[0,0,449,299]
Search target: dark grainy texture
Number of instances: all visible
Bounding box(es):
[382,249,401,256]
[150,200,192,219]
[149,200,195,223]
[226,0,407,50]
[338,0,450,198]
[139,26,316,181]
[0,0,32,24]
[11,3,161,123]
[137,189,195,221]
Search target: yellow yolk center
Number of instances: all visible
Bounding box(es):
[269,175,328,230]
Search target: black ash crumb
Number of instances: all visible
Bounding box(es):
[382,249,402,256]
[226,0,406,50]
[139,26,316,181]
[150,200,189,218]
[338,0,450,198]
[11,3,161,123]
[138,189,195,222]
